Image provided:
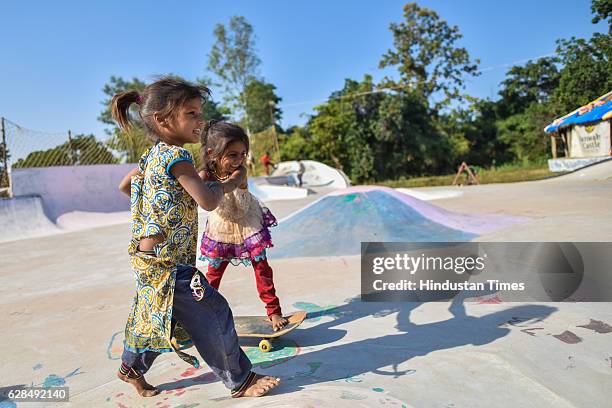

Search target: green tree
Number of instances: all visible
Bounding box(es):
[496,103,556,163]
[376,90,455,178]
[242,79,282,133]
[279,126,314,162]
[485,57,561,166]
[307,76,383,182]
[13,149,71,168]
[550,0,611,113]
[69,134,118,165]
[379,2,479,107]
[497,57,560,118]
[485,0,611,166]
[591,0,612,29]
[305,74,459,182]
[13,134,117,168]
[440,99,513,168]
[207,16,261,131]
[552,34,612,113]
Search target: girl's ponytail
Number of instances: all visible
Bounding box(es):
[110,90,141,132]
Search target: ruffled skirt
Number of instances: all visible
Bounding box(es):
[199,205,277,267]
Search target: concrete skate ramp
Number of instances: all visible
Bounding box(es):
[0,165,134,242]
[0,195,60,243]
[11,164,133,220]
[396,187,463,201]
[544,157,612,182]
[248,179,308,201]
[56,210,130,230]
[272,160,351,188]
[0,196,131,243]
[269,186,525,259]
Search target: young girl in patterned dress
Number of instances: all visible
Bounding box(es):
[112,77,280,399]
[198,121,289,331]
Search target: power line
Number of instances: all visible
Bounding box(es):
[280,83,413,108]
[474,52,556,73]
[279,52,558,108]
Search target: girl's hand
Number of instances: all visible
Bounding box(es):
[235,166,248,189]
[232,165,247,182]
[118,167,140,197]
[222,166,247,193]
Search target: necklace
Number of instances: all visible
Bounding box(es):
[211,168,230,181]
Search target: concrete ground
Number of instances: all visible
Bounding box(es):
[1,167,611,408]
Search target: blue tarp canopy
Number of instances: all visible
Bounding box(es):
[545,91,612,133]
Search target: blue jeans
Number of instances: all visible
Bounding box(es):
[122,264,252,390]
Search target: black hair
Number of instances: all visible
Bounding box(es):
[111,76,211,142]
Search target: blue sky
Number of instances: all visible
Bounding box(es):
[0,0,606,138]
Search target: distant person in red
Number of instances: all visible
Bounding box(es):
[260,152,274,176]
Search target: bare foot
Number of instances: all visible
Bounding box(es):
[239,374,281,397]
[270,314,289,331]
[117,369,160,397]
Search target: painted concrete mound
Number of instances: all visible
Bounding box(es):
[268,186,525,259]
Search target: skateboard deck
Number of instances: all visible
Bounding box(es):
[234,311,307,352]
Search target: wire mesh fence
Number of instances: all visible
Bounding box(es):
[0,116,280,198]
[1,118,120,169]
[0,117,134,197]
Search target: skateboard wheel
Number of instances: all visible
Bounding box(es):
[259,339,272,352]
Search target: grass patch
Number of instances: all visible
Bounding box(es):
[377,162,563,188]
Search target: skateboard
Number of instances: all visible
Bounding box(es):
[234,311,307,352]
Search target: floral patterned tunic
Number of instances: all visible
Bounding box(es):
[123,141,199,367]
